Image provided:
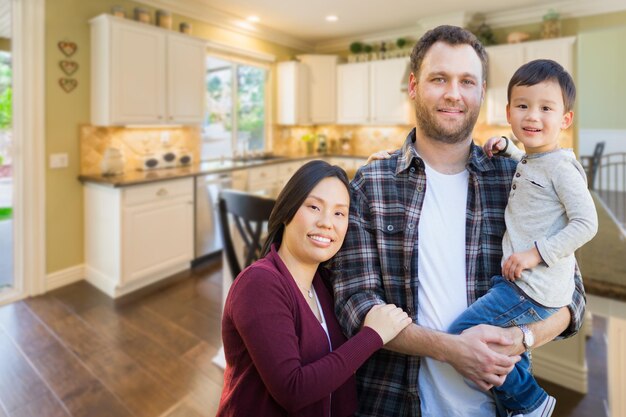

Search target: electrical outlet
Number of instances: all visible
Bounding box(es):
[49,153,69,169]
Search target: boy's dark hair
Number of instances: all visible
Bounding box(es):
[261,160,349,257]
[507,59,576,112]
[410,25,488,82]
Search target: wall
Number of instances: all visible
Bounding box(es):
[45,0,305,274]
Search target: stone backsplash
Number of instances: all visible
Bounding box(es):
[80,125,201,176]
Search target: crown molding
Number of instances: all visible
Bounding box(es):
[485,0,626,28]
[135,0,314,52]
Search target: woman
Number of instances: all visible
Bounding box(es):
[216,160,411,417]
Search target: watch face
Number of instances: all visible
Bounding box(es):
[526,330,535,347]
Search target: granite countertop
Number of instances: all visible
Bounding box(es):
[79,154,368,187]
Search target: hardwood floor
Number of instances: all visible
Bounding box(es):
[0,261,224,417]
[0,259,610,416]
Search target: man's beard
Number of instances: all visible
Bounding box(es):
[414,97,479,144]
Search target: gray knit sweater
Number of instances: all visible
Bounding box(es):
[502,147,598,307]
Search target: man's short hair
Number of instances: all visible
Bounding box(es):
[410,25,488,82]
[507,59,576,112]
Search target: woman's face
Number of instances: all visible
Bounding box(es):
[281,177,350,267]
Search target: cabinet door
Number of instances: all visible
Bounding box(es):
[122,197,193,284]
[486,44,525,125]
[111,21,166,124]
[167,34,207,124]
[277,61,310,125]
[370,58,411,124]
[337,63,369,124]
[524,37,575,73]
[301,55,337,124]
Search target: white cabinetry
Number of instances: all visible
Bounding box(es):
[277,55,338,125]
[485,37,575,125]
[84,178,194,297]
[90,14,206,126]
[337,58,411,125]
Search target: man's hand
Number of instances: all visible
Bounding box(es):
[483,136,507,158]
[502,247,542,281]
[366,149,394,165]
[443,324,521,391]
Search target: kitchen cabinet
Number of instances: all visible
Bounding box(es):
[90,14,206,126]
[485,37,575,125]
[337,58,412,125]
[277,55,338,125]
[84,178,194,297]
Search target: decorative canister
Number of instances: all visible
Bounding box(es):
[542,9,561,39]
[156,10,172,29]
[111,5,125,18]
[134,7,150,24]
[180,22,192,35]
[100,147,125,176]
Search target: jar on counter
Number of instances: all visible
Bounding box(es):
[180,22,192,35]
[156,10,172,29]
[134,7,150,24]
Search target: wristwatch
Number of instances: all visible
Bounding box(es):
[518,324,535,350]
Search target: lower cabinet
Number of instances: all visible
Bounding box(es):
[84,177,194,297]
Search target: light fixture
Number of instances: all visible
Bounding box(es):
[247,15,260,23]
[325,15,338,22]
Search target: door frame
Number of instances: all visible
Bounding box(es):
[0,0,46,305]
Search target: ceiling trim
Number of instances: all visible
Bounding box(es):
[135,0,314,52]
[206,39,276,62]
[136,0,626,54]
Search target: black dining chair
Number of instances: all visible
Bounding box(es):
[218,189,275,279]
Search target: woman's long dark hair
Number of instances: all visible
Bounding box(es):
[261,160,349,257]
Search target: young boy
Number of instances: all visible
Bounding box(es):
[447,59,598,417]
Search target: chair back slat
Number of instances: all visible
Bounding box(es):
[218,190,275,278]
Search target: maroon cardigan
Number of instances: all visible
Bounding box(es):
[216,245,383,417]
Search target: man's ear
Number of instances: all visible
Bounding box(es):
[561,111,574,129]
[408,72,417,99]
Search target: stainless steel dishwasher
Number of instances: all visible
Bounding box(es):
[194,172,233,261]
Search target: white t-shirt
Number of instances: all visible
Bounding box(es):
[417,163,495,417]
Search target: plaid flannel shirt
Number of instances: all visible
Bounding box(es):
[331,129,586,417]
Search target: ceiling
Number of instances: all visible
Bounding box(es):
[139,0,625,51]
[191,0,547,42]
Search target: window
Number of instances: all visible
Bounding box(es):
[202,56,268,161]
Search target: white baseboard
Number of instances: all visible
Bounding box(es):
[46,264,85,291]
[533,351,588,394]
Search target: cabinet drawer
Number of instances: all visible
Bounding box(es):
[247,165,278,187]
[123,178,193,207]
[277,162,303,182]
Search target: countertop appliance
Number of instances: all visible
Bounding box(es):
[195,172,232,262]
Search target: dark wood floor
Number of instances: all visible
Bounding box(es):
[0,259,609,417]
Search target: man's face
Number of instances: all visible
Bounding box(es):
[409,42,485,144]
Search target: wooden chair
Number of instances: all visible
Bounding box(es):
[218,189,275,278]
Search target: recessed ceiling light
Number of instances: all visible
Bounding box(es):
[325,15,338,22]
[247,15,260,23]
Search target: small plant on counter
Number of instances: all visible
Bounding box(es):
[396,38,407,49]
[349,41,363,54]
[300,133,316,155]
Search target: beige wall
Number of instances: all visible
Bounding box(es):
[45,0,305,273]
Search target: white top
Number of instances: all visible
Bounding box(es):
[417,163,495,417]
[313,287,332,350]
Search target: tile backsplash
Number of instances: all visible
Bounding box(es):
[80,125,201,176]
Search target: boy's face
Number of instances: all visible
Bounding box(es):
[506,80,573,154]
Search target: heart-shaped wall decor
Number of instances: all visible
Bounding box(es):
[58,41,77,57]
[59,60,79,76]
[59,78,78,93]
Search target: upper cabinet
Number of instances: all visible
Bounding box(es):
[277,55,338,125]
[485,37,575,125]
[337,57,412,125]
[90,15,206,126]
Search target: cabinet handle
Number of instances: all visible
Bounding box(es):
[156,188,168,197]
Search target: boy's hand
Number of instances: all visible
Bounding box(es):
[502,247,542,281]
[366,149,394,165]
[483,136,507,158]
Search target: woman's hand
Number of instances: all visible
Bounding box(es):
[366,149,394,165]
[483,136,507,158]
[363,304,412,344]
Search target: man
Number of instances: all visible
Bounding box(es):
[331,25,585,417]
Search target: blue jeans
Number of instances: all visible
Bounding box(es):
[448,276,559,414]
